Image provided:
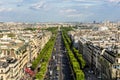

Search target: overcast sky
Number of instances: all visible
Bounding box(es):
[0,0,120,22]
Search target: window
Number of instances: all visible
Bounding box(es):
[7,53,9,55]
[7,51,10,55]
[16,51,18,54]
[116,59,118,63]
[1,70,3,73]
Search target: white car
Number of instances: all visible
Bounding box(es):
[88,70,93,74]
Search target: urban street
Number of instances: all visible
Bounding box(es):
[44,31,74,80]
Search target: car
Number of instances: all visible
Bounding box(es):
[97,75,102,79]
[53,76,58,80]
[88,70,93,74]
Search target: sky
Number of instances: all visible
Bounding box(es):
[0,0,120,22]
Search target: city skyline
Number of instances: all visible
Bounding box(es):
[0,0,120,22]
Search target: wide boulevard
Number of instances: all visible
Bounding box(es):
[44,31,74,80]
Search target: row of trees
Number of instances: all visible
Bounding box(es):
[61,27,86,69]
[35,37,55,79]
[32,37,55,69]
[72,48,86,69]
[32,27,58,79]
[61,27,85,80]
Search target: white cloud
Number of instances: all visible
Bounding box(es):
[0,8,12,12]
[63,0,99,1]
[109,0,120,2]
[30,1,46,10]
[60,8,93,18]
[71,0,102,8]
[60,9,77,14]
[74,0,100,2]
[14,0,24,3]
[66,13,93,17]
[67,14,83,17]
[78,3,97,8]
[74,0,86,1]
[0,0,24,3]
[0,2,3,5]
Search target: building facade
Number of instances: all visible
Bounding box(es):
[0,30,52,80]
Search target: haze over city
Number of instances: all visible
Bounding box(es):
[0,0,120,22]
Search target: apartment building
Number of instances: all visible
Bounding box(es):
[69,24,120,80]
[0,30,52,80]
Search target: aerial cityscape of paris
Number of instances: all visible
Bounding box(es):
[0,0,120,80]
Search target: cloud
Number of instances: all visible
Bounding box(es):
[107,0,120,6]
[63,0,99,2]
[0,2,3,5]
[30,1,46,10]
[70,0,103,8]
[60,9,77,14]
[60,8,93,18]
[74,0,89,1]
[73,0,101,3]
[0,8,13,12]
[14,0,24,3]
[109,0,120,2]
[77,3,97,8]
[67,13,84,17]
[0,0,119,22]
[0,0,24,3]
[66,13,93,18]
